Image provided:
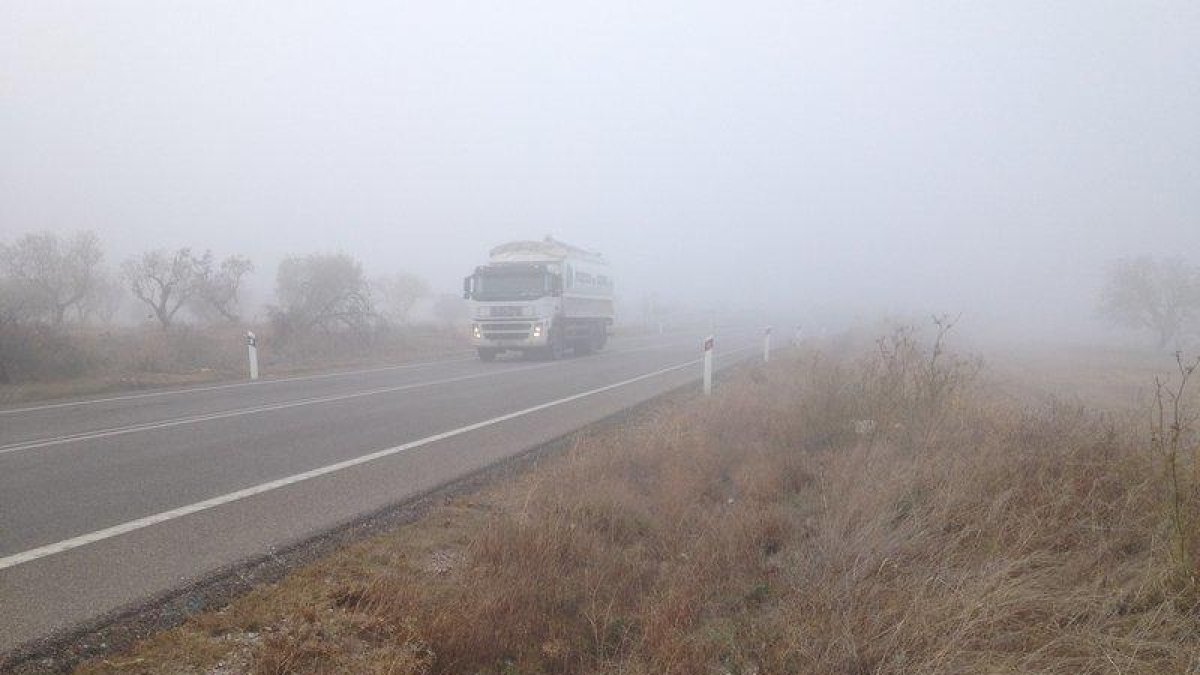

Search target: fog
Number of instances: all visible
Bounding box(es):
[3,1,1198,340]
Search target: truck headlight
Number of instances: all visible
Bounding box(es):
[472,324,482,338]
[532,323,543,338]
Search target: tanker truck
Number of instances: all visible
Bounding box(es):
[462,237,614,361]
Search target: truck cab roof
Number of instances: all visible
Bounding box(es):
[488,236,607,265]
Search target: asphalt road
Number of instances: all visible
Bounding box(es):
[0,330,757,655]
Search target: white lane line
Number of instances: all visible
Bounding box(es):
[0,347,753,571]
[0,353,478,415]
[0,362,553,456]
[0,332,700,416]
[0,339,705,456]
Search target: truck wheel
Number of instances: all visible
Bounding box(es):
[477,348,498,362]
[574,333,594,356]
[546,331,566,360]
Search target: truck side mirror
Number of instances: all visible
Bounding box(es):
[462,276,472,300]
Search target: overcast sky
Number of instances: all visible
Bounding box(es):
[2,1,1197,336]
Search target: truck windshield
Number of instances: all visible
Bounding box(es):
[473,270,547,300]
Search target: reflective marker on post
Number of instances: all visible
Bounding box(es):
[246,331,259,381]
[703,335,714,396]
[764,326,772,363]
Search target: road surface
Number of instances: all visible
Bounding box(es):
[0,330,756,655]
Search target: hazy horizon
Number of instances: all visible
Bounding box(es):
[3,1,1198,340]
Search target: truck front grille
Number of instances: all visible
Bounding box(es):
[479,321,533,340]
[488,306,527,318]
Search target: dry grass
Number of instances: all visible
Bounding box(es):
[0,323,467,406]
[76,325,1200,674]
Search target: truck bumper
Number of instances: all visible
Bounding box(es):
[471,321,549,349]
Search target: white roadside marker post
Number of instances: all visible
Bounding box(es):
[763,326,772,363]
[703,335,714,396]
[246,331,259,381]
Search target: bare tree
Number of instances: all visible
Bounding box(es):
[0,279,28,384]
[123,248,210,329]
[431,292,468,328]
[0,274,41,325]
[372,272,429,324]
[77,270,126,325]
[193,255,254,323]
[0,231,104,325]
[274,253,373,332]
[0,277,92,383]
[1099,256,1200,349]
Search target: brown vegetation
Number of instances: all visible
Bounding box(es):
[0,323,467,406]
[0,230,457,403]
[76,327,1200,674]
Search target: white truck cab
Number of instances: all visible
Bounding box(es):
[463,237,614,361]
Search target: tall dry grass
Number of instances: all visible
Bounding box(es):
[78,326,1200,674]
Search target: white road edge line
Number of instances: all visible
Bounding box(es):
[0,346,752,571]
[0,353,479,415]
[0,339,701,456]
